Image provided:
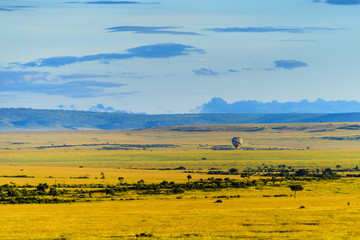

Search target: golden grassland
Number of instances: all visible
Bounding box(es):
[0,123,360,239]
[1,182,360,240]
[1,122,360,151]
[0,149,359,185]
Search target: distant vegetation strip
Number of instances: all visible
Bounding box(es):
[0,175,34,178]
[1,108,360,131]
[35,143,180,150]
[0,164,354,204]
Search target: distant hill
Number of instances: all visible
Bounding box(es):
[1,108,360,131]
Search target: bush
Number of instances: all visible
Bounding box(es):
[172,187,185,194]
[135,233,153,238]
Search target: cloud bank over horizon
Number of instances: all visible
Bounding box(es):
[88,103,128,113]
[198,97,360,114]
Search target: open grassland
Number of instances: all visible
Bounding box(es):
[0,123,360,239]
[1,122,360,151]
[0,149,359,185]
[1,183,360,240]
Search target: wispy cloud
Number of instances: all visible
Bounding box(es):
[205,26,340,33]
[0,6,33,11]
[0,71,48,83]
[23,81,126,98]
[66,1,159,4]
[0,71,126,98]
[279,39,316,42]
[193,68,218,76]
[314,0,360,5]
[225,61,307,73]
[19,43,204,68]
[0,7,13,11]
[274,60,308,70]
[86,1,141,3]
[58,73,112,80]
[106,26,200,35]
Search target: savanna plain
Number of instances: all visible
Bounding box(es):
[1,123,360,239]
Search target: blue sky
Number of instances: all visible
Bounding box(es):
[1,0,360,113]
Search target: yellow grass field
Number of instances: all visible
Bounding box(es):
[0,123,360,239]
[1,195,360,240]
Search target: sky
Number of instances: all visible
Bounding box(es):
[1,0,360,114]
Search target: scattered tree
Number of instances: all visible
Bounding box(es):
[289,185,303,198]
[295,169,309,177]
[172,186,185,194]
[175,166,186,170]
[187,175,192,183]
[36,183,49,192]
[229,168,238,174]
[105,188,115,195]
[240,172,251,182]
[49,187,60,196]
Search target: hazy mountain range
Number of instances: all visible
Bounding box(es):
[1,108,360,131]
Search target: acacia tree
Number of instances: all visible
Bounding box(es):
[289,185,303,198]
[187,175,192,183]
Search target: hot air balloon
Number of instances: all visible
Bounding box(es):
[232,137,243,149]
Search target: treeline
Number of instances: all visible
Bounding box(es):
[206,165,342,180]
[35,143,179,150]
[0,168,344,205]
[0,183,74,204]
[0,179,260,204]
[0,164,354,204]
[211,145,289,150]
[0,177,278,204]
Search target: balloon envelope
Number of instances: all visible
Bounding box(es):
[232,137,243,149]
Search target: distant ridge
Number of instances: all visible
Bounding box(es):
[1,108,360,131]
